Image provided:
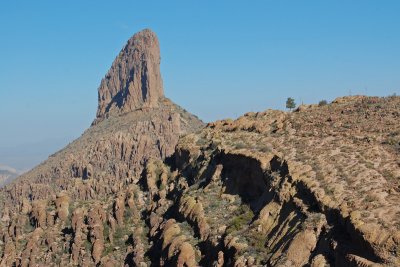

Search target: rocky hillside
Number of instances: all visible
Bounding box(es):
[0,29,203,207]
[165,95,400,266]
[0,28,399,267]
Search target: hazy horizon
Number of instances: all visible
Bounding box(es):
[1,1,399,170]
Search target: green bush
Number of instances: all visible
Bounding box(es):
[318,100,328,106]
[84,240,92,252]
[286,97,296,111]
[234,141,247,149]
[227,205,254,233]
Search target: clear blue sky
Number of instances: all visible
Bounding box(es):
[0,1,399,170]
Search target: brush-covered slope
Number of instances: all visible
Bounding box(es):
[157,95,399,266]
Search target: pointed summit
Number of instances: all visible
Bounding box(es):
[96,29,164,120]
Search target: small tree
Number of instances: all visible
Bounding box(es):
[286,97,296,111]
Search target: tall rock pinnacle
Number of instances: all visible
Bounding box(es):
[96,29,164,120]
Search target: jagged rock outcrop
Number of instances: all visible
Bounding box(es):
[88,205,106,264]
[95,29,164,122]
[31,200,47,228]
[113,193,125,226]
[179,195,210,240]
[55,191,70,222]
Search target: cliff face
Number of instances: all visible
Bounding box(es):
[0,29,399,267]
[96,29,164,122]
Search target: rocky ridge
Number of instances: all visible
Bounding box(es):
[166,95,400,266]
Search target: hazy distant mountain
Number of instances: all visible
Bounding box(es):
[0,164,22,186]
[0,137,74,171]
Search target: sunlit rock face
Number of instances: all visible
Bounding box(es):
[96,29,164,122]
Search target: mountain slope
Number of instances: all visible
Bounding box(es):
[0,29,204,266]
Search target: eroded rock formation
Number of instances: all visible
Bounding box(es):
[96,29,164,122]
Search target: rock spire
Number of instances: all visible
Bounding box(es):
[96,29,164,120]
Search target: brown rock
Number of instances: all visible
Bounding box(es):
[177,242,197,267]
[31,200,47,228]
[100,256,119,267]
[54,191,70,222]
[215,251,224,267]
[179,196,210,240]
[71,207,85,233]
[92,239,104,264]
[286,229,317,267]
[88,205,105,264]
[310,254,327,267]
[161,219,181,250]
[0,241,16,266]
[71,232,83,265]
[113,193,125,225]
[20,198,32,215]
[96,29,164,121]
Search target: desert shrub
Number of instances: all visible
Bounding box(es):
[259,144,272,153]
[18,238,28,248]
[210,140,222,150]
[384,137,400,146]
[365,162,374,169]
[196,137,208,146]
[364,194,375,202]
[325,186,334,196]
[84,239,92,252]
[249,232,267,250]
[318,100,328,106]
[24,220,34,233]
[226,205,254,233]
[114,226,128,240]
[113,226,130,248]
[234,141,247,149]
[382,170,396,181]
[103,244,113,255]
[103,222,110,240]
[159,183,166,190]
